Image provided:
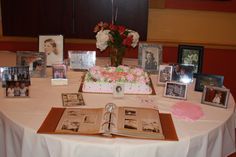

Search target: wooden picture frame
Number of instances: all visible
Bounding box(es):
[195,73,224,92]
[138,43,162,73]
[177,45,204,76]
[164,82,187,100]
[16,51,47,77]
[201,86,230,108]
[68,51,96,70]
[158,64,173,85]
[62,93,85,106]
[39,35,64,66]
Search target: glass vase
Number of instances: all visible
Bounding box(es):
[110,47,124,67]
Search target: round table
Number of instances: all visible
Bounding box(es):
[0,70,235,157]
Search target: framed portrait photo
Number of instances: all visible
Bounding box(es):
[138,43,162,73]
[195,74,224,92]
[170,64,194,84]
[113,83,124,98]
[16,51,47,77]
[68,51,96,70]
[178,45,204,76]
[164,82,187,100]
[158,64,173,85]
[39,35,64,66]
[201,86,230,108]
[52,64,67,79]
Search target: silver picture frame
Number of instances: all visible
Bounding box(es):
[201,85,230,108]
[68,51,96,70]
[16,51,47,77]
[138,43,162,73]
[164,82,187,100]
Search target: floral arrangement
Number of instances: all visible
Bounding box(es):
[94,22,139,52]
[86,65,150,84]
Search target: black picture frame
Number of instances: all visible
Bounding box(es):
[177,45,204,76]
[195,73,224,92]
[201,86,230,109]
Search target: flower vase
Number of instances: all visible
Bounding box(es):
[110,47,124,67]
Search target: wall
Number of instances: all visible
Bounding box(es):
[0,7,236,99]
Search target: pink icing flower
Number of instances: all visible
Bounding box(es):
[126,74,135,81]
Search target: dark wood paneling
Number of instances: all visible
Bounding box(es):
[1,0,40,36]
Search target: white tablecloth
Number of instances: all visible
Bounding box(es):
[0,68,235,157]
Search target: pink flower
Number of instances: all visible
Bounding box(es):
[126,74,135,81]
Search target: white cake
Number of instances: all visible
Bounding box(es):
[82,66,152,94]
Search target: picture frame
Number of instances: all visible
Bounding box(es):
[158,64,173,85]
[201,86,230,108]
[164,82,187,100]
[62,93,85,106]
[113,83,124,98]
[16,51,47,77]
[138,43,162,73]
[5,81,30,97]
[177,45,204,76]
[1,66,31,87]
[68,51,96,70]
[170,64,194,84]
[38,35,64,66]
[52,64,67,79]
[195,73,224,92]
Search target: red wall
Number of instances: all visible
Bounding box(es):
[0,41,236,98]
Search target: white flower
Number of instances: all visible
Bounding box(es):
[95,30,110,51]
[128,30,140,48]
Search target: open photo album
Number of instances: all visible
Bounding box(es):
[38,104,178,140]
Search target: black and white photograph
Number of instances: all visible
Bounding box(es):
[68,51,96,70]
[113,83,124,98]
[195,74,224,92]
[62,93,85,107]
[158,65,173,85]
[138,43,162,73]
[39,35,64,66]
[124,119,137,130]
[164,82,187,100]
[52,64,67,79]
[170,64,194,84]
[16,51,47,77]
[125,109,137,116]
[178,45,204,75]
[6,81,29,97]
[201,86,230,108]
[60,119,80,133]
[142,120,160,133]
